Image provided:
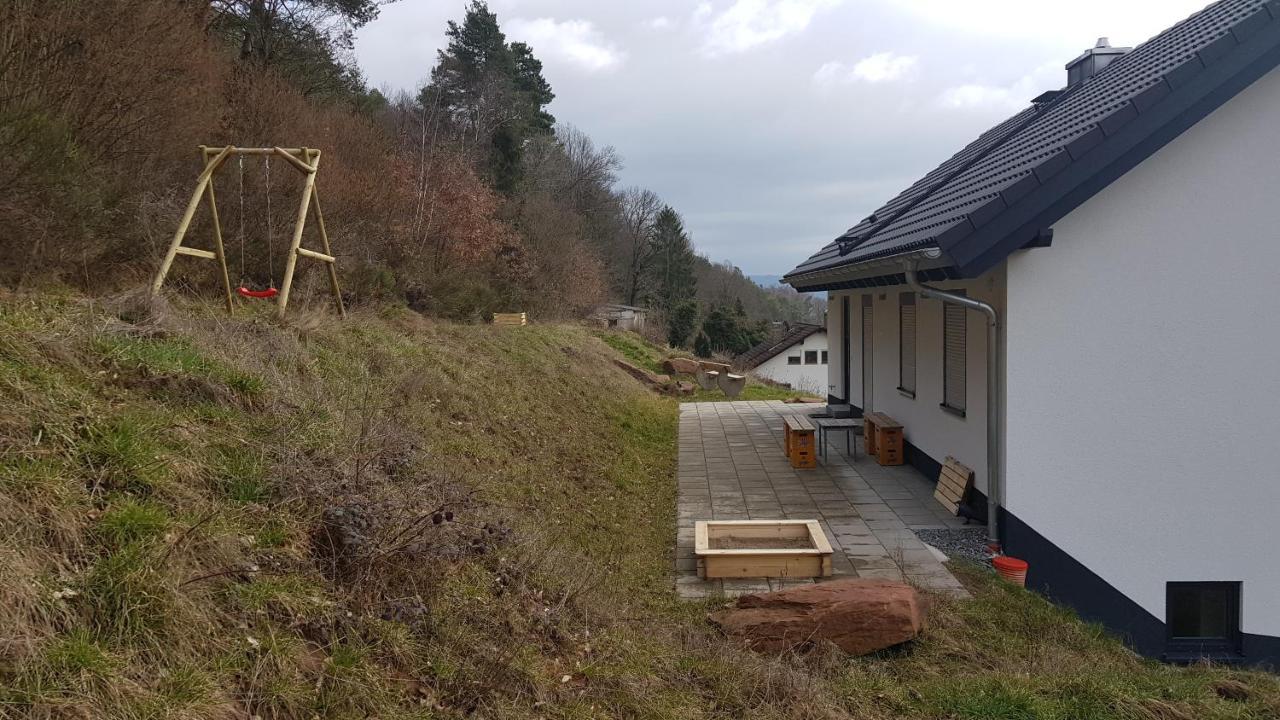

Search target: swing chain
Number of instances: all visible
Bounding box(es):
[237,154,246,285]
[265,155,274,287]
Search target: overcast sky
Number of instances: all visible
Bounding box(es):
[355,0,1210,275]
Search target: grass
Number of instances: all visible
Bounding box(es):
[0,291,1275,719]
[596,330,820,403]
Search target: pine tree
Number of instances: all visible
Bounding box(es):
[667,299,698,348]
[423,2,555,193]
[209,0,384,100]
[646,207,697,316]
[693,332,712,359]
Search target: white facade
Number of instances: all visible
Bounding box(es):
[819,64,1280,643]
[1005,64,1280,639]
[753,330,829,395]
[826,274,1004,495]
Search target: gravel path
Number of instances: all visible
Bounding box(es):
[914,527,991,565]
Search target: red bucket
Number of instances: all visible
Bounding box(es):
[993,556,1029,587]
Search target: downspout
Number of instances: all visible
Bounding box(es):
[904,259,1003,551]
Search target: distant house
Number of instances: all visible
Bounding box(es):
[783,0,1280,666]
[591,304,648,331]
[736,323,827,394]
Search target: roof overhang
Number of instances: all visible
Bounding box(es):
[783,247,955,292]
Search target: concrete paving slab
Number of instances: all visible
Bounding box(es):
[675,401,970,600]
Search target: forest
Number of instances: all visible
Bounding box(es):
[0,0,822,354]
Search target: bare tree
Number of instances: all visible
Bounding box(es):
[617,187,661,307]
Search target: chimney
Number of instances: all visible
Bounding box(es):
[1065,37,1130,87]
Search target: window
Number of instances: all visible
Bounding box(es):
[820,350,829,364]
[1166,582,1242,658]
[942,293,967,416]
[898,293,916,397]
[804,350,818,364]
[787,356,801,365]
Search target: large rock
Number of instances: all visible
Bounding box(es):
[708,578,925,655]
[612,359,674,394]
[662,357,701,375]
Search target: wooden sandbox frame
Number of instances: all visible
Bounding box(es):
[150,145,345,320]
[695,520,833,579]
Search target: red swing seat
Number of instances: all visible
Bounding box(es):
[237,286,279,299]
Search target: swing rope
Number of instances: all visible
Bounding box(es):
[236,153,279,300]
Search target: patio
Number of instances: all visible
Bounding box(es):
[675,400,971,599]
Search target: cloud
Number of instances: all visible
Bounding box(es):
[699,0,842,56]
[813,51,918,86]
[645,16,673,29]
[937,61,1060,112]
[504,18,624,73]
[937,83,1023,111]
[881,0,1209,46]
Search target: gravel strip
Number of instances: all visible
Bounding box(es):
[914,528,991,565]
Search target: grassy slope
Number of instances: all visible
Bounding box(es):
[0,292,1276,720]
[595,331,815,403]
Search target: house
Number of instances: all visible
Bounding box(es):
[736,323,828,393]
[783,0,1280,666]
[591,303,648,332]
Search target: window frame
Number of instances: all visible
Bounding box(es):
[1164,581,1243,660]
[820,350,829,365]
[787,355,801,365]
[941,292,967,417]
[898,292,916,399]
[804,350,819,365]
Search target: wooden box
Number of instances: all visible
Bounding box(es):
[784,415,816,469]
[863,412,880,456]
[695,520,833,579]
[493,312,527,326]
[875,420,904,466]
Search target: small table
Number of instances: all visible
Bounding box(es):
[816,418,861,462]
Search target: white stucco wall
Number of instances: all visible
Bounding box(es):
[1005,65,1280,637]
[829,275,1003,493]
[753,331,829,395]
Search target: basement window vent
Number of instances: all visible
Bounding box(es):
[1165,581,1243,660]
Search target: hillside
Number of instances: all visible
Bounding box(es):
[2,291,1278,719]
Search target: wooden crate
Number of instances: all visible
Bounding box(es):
[493,312,527,326]
[784,415,816,469]
[875,416,904,466]
[863,412,881,457]
[695,520,833,578]
[934,456,974,515]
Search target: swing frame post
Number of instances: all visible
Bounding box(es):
[151,145,234,296]
[275,146,315,320]
[309,184,346,318]
[150,145,345,320]
[199,146,236,313]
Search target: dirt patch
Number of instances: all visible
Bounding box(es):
[710,536,814,550]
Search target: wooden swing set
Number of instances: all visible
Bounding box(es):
[150,145,345,319]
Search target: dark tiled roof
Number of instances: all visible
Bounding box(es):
[786,0,1280,289]
[737,323,823,370]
